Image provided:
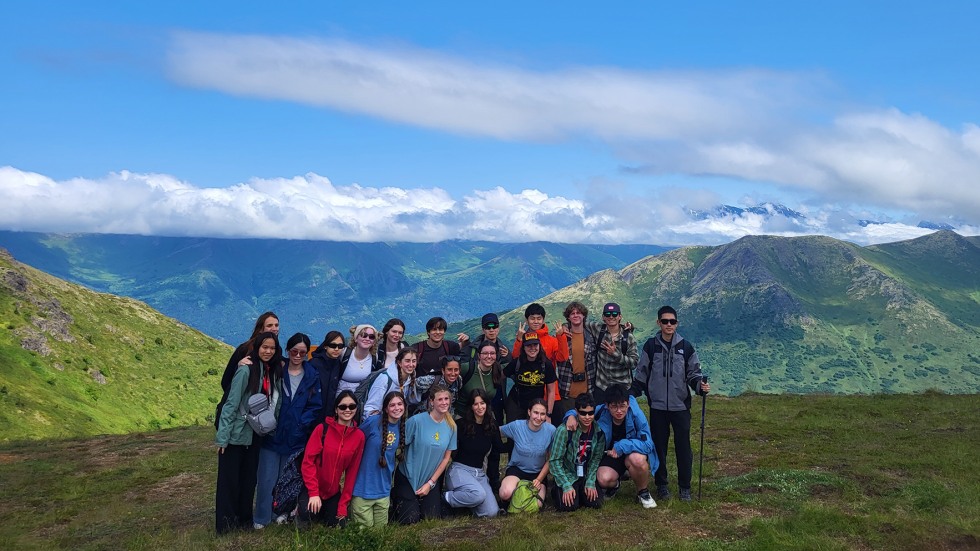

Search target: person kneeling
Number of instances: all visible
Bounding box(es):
[564,384,659,509]
[549,393,605,512]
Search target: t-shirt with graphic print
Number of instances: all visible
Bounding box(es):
[504,356,557,410]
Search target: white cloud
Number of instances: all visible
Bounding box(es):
[2,166,975,247]
[166,32,808,143]
[165,32,980,224]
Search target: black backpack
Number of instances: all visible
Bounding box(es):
[272,421,328,517]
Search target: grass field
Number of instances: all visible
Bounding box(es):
[1,393,977,550]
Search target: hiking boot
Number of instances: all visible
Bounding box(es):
[637,488,657,509]
[679,488,692,502]
[604,480,621,499]
[656,485,670,500]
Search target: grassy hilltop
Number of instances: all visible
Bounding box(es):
[0,393,976,550]
[453,231,980,396]
[0,248,231,441]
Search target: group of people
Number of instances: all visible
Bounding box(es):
[213,302,711,535]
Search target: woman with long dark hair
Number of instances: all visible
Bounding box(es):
[214,331,282,534]
[309,330,345,420]
[350,391,407,527]
[444,388,503,517]
[392,384,456,524]
[377,318,408,371]
[394,348,422,414]
[253,333,322,528]
[215,312,280,426]
[299,390,366,527]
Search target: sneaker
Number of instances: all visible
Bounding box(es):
[679,488,692,502]
[656,485,670,500]
[637,488,657,509]
[275,514,289,525]
[253,522,266,530]
[604,480,621,499]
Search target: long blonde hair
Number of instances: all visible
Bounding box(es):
[427,384,456,434]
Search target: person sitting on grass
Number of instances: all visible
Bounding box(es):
[498,398,555,510]
[564,384,659,509]
[549,393,606,512]
[443,388,504,518]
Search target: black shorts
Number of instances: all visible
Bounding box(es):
[599,452,627,477]
[504,466,539,482]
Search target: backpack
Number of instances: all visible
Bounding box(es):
[595,325,630,360]
[353,369,394,419]
[507,479,541,514]
[272,421,328,517]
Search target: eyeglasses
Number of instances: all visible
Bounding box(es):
[288,349,307,356]
[577,409,595,416]
[659,318,678,325]
[602,312,620,317]
[336,403,357,411]
[359,333,377,340]
[325,342,345,349]
[483,323,499,329]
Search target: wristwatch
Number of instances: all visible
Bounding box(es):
[428,479,436,489]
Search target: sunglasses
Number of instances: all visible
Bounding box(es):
[325,342,345,349]
[602,312,620,317]
[359,333,377,340]
[336,403,357,411]
[444,355,462,362]
[577,409,595,416]
[483,323,499,329]
[659,318,678,325]
[288,348,307,356]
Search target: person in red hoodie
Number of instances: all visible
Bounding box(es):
[510,303,568,422]
[299,390,366,528]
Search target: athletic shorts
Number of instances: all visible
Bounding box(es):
[504,466,539,482]
[599,453,627,477]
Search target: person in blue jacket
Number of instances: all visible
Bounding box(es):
[563,384,659,509]
[253,332,323,528]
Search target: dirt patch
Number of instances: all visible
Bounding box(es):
[0,452,21,464]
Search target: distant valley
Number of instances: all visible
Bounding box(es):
[0,231,669,344]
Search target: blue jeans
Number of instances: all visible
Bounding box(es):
[253,447,289,526]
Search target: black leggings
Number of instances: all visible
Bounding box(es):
[391,469,443,524]
[297,488,344,527]
[649,408,693,489]
[551,477,603,512]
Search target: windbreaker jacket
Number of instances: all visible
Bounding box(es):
[264,361,322,455]
[301,417,366,518]
[633,333,703,412]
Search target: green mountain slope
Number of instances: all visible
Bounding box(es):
[0,232,669,342]
[462,231,980,395]
[0,249,231,441]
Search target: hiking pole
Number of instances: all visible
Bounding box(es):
[697,376,708,501]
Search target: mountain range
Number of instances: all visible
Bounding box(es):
[0,231,669,344]
[448,231,980,395]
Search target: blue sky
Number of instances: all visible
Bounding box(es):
[2,1,978,245]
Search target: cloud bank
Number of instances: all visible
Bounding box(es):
[166,32,980,223]
[2,166,975,246]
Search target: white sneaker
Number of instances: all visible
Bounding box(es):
[253,522,266,530]
[637,489,657,509]
[275,514,289,525]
